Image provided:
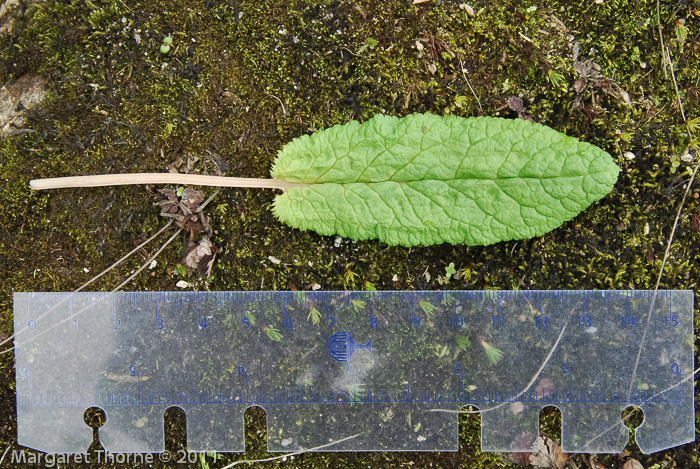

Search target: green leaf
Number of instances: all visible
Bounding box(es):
[271,114,619,247]
[445,262,456,279]
[456,335,471,351]
[265,327,283,342]
[244,311,256,326]
[479,337,504,365]
[307,306,321,325]
[419,300,436,317]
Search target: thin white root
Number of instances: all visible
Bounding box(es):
[30,173,308,190]
[221,432,361,468]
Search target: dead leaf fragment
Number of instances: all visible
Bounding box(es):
[180,187,205,210]
[507,96,525,112]
[529,433,567,469]
[509,451,531,466]
[509,431,536,466]
[507,96,534,122]
[572,58,631,112]
[155,188,180,214]
[104,372,150,383]
[509,401,525,415]
[622,459,644,469]
[181,236,218,277]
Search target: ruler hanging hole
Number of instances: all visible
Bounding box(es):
[86,436,106,460]
[457,404,481,446]
[163,406,187,453]
[538,405,562,442]
[84,407,106,455]
[83,406,106,429]
[620,406,645,432]
[244,406,268,452]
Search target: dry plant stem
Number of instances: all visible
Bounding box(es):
[75,219,174,293]
[221,433,361,468]
[0,188,220,356]
[583,366,700,451]
[459,59,483,114]
[604,16,700,451]
[1,188,220,355]
[628,163,699,386]
[30,174,307,190]
[430,305,575,415]
[112,227,183,291]
[627,36,699,405]
[0,220,174,351]
[1,227,184,356]
[657,0,669,78]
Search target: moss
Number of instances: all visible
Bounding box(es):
[1,0,699,467]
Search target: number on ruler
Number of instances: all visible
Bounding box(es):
[242,317,250,329]
[535,315,548,328]
[27,320,36,331]
[578,315,592,327]
[621,315,636,326]
[113,318,122,331]
[664,315,678,327]
[370,317,377,328]
[450,316,464,328]
[284,317,293,329]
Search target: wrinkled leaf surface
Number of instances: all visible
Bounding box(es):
[271,114,619,246]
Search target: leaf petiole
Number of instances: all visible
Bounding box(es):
[29,174,308,191]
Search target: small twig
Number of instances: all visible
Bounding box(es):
[111,227,182,291]
[267,94,287,116]
[582,365,700,451]
[3,183,221,357]
[626,42,700,407]
[657,0,669,78]
[430,304,576,415]
[76,220,175,292]
[459,59,483,114]
[616,11,699,453]
[30,174,308,191]
[1,226,183,356]
[221,432,361,468]
[666,47,687,122]
[0,220,174,351]
[627,165,698,392]
[197,189,221,213]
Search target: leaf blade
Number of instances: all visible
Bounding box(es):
[271,114,619,246]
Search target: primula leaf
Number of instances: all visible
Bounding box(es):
[271,114,619,247]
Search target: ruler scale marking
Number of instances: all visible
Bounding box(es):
[13,290,694,454]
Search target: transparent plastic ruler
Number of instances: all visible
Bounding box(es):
[13,290,694,454]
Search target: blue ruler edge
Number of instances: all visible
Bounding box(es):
[13,290,695,454]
